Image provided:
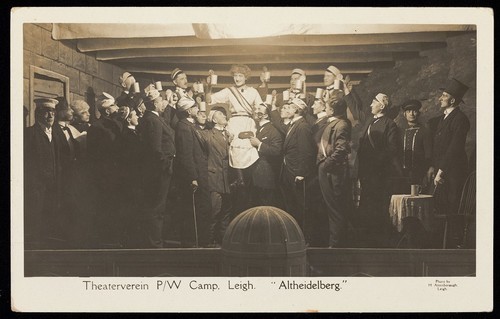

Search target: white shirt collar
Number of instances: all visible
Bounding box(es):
[444,106,456,117]
[328,116,339,123]
[187,118,195,124]
[316,111,327,120]
[127,125,136,130]
[290,115,303,125]
[373,113,384,119]
[151,111,159,117]
[259,119,270,127]
[124,90,129,94]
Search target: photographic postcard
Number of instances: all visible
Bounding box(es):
[10,7,493,312]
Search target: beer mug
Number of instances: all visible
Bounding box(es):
[263,71,271,82]
[282,90,290,101]
[199,101,206,112]
[315,88,324,99]
[411,184,422,196]
[210,74,218,85]
[294,79,302,90]
[133,82,140,93]
[265,94,273,105]
[155,81,163,91]
[333,79,341,90]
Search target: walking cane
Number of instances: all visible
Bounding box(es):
[302,178,307,237]
[192,188,199,248]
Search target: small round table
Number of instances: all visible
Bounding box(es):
[389,194,434,248]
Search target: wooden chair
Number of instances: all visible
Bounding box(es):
[435,171,476,249]
[457,171,476,248]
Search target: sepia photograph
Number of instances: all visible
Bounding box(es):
[11,7,493,312]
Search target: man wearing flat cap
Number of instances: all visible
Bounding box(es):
[196,106,232,247]
[427,78,471,247]
[357,93,403,247]
[280,98,316,236]
[398,99,433,188]
[115,72,136,108]
[137,88,176,248]
[24,98,62,248]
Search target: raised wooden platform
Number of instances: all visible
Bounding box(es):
[24,248,475,277]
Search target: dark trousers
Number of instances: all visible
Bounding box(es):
[209,192,232,245]
[318,162,351,247]
[140,161,173,248]
[359,172,393,248]
[176,181,211,247]
[280,167,307,231]
[24,182,57,250]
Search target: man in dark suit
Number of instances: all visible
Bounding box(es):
[137,88,176,248]
[428,78,470,247]
[249,103,283,206]
[317,97,352,248]
[114,106,143,247]
[357,93,403,247]
[86,92,123,247]
[280,98,316,232]
[24,98,61,249]
[174,97,210,247]
[52,97,82,247]
[196,106,232,247]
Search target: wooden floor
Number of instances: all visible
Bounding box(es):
[24,248,475,277]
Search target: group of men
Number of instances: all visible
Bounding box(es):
[24,63,472,250]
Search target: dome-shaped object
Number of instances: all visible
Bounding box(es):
[221,206,307,276]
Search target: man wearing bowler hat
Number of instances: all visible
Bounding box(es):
[24,98,62,249]
[399,99,433,188]
[427,78,471,247]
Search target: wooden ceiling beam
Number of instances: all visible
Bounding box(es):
[134,81,361,90]
[83,42,445,58]
[98,52,396,64]
[122,66,374,77]
[77,31,467,51]
[94,43,438,60]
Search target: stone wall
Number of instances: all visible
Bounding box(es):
[23,23,124,123]
[353,32,477,159]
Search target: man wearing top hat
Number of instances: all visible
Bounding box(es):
[398,99,433,188]
[196,106,233,247]
[427,78,471,247]
[357,93,403,247]
[280,98,316,236]
[115,72,137,108]
[248,103,283,206]
[24,98,62,249]
[137,88,176,248]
